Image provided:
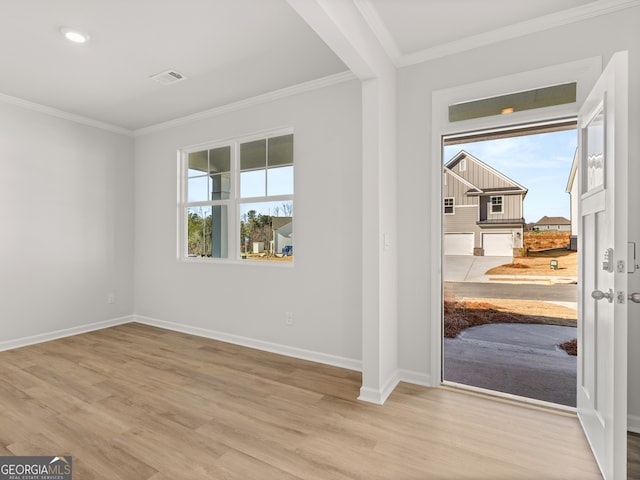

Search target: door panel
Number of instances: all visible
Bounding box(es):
[482,233,512,256]
[577,51,628,480]
[444,233,474,255]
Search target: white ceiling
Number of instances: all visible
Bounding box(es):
[0,0,629,131]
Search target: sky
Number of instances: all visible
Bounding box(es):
[443,129,577,224]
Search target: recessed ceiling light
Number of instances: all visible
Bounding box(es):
[60,27,90,44]
[501,107,515,115]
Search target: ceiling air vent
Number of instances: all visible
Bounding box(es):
[150,69,187,86]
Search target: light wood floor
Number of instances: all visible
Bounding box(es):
[0,323,602,479]
[629,432,640,479]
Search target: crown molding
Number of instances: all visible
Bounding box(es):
[134,70,356,137]
[390,0,640,67]
[0,93,133,136]
[0,71,357,138]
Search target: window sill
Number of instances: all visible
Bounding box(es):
[180,256,294,268]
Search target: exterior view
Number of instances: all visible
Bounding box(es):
[443,150,527,256]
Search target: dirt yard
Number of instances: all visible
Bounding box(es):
[486,250,577,277]
[524,230,571,251]
[444,297,576,337]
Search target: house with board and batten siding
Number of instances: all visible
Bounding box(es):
[443,150,527,256]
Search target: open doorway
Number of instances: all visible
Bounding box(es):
[441,120,578,408]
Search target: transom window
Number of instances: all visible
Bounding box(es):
[444,198,454,214]
[490,195,503,214]
[180,130,294,262]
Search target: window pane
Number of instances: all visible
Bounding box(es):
[209,146,230,174]
[188,176,209,202]
[267,166,294,196]
[240,139,266,170]
[268,134,293,167]
[188,150,208,176]
[186,205,228,258]
[187,206,212,257]
[240,169,266,198]
[240,201,293,261]
[211,173,231,200]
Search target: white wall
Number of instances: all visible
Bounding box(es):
[0,102,134,346]
[396,7,640,415]
[133,80,363,365]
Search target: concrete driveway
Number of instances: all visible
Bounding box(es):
[446,281,577,302]
[444,255,512,282]
[444,323,577,406]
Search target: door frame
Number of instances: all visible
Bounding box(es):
[429,57,602,385]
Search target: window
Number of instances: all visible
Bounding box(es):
[180,130,294,262]
[448,82,577,122]
[444,198,454,214]
[490,196,503,214]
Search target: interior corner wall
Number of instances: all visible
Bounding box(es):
[396,5,640,414]
[0,102,135,345]
[133,79,363,364]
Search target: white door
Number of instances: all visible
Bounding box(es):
[577,51,628,480]
[482,233,512,256]
[444,233,474,255]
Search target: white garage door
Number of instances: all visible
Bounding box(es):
[444,233,474,255]
[483,233,513,256]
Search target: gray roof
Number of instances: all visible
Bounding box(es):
[272,216,293,230]
[535,216,570,225]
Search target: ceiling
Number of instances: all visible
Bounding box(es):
[0,0,625,131]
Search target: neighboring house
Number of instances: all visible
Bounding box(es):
[443,151,527,256]
[272,216,293,254]
[533,216,572,231]
[566,149,579,250]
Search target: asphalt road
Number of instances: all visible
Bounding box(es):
[445,281,577,302]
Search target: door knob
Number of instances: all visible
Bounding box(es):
[592,289,614,303]
[629,293,640,304]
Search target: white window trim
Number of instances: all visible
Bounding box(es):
[443,197,455,215]
[178,127,294,265]
[490,195,504,214]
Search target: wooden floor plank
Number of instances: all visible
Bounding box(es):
[0,323,603,479]
[629,432,640,478]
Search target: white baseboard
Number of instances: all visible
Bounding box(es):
[0,315,134,352]
[398,369,433,387]
[358,371,401,405]
[629,414,640,433]
[133,314,362,373]
[358,370,433,405]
